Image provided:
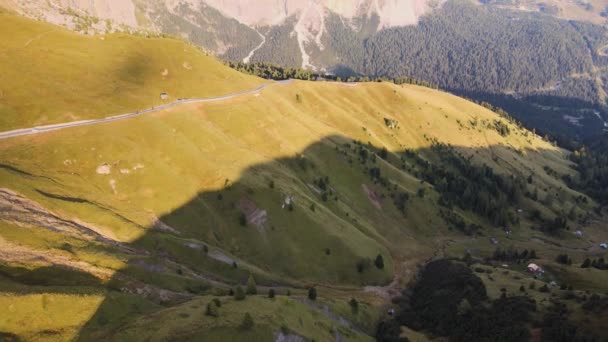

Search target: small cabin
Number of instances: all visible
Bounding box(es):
[160,92,169,100]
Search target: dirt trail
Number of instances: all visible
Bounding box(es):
[23,29,55,47]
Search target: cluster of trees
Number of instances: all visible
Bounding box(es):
[492,248,537,262]
[567,134,608,206]
[360,2,596,98]
[226,61,318,80]
[581,257,607,270]
[439,209,481,235]
[226,61,438,88]
[541,303,602,341]
[154,2,262,61]
[492,120,511,137]
[406,143,524,226]
[241,18,303,67]
[556,253,573,265]
[377,259,536,342]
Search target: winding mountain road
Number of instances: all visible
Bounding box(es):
[0,79,293,140]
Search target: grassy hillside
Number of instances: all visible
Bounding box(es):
[0,11,606,341]
[0,12,265,131]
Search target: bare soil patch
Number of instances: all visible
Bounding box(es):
[361,184,382,209]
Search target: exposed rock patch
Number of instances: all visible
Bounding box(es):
[362,184,382,209]
[275,332,305,342]
[237,196,268,228]
[0,188,129,249]
[96,163,111,175]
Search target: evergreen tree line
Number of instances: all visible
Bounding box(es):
[566,134,608,206]
[580,257,607,270]
[406,143,524,226]
[225,61,437,88]
[492,248,537,262]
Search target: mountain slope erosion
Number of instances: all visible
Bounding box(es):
[0,11,607,341]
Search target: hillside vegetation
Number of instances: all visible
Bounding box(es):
[0,12,264,131]
[0,11,607,341]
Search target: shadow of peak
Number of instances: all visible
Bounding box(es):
[5,134,597,341]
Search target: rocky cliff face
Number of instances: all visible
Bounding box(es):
[202,0,436,27]
[2,0,440,69]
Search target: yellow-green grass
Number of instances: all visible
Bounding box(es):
[0,12,265,131]
[85,295,373,342]
[0,12,605,341]
[0,221,126,272]
[0,79,596,287]
[0,288,159,342]
[322,297,384,333]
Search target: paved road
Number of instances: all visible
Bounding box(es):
[0,79,293,140]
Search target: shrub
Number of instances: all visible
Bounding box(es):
[308,287,317,301]
[213,298,221,307]
[349,298,359,313]
[417,188,426,198]
[246,274,257,295]
[239,213,247,226]
[234,286,246,300]
[268,289,275,298]
[375,254,385,269]
[356,258,371,273]
[206,301,219,317]
[240,313,254,330]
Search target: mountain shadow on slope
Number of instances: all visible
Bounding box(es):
[0,134,596,340]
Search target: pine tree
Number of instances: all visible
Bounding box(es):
[349,298,359,313]
[205,301,219,317]
[308,287,317,301]
[374,254,385,269]
[240,313,254,330]
[234,286,246,300]
[246,274,257,295]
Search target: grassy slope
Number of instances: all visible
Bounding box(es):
[0,12,265,131]
[82,296,374,342]
[0,11,606,341]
